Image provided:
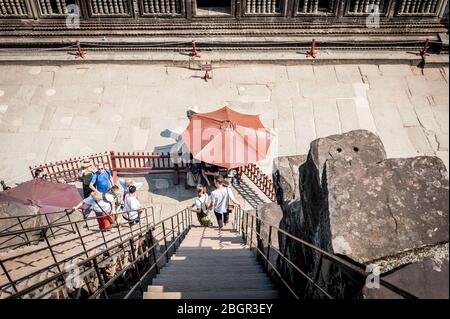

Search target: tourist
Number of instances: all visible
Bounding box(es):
[191,184,212,227]
[33,168,47,179]
[0,180,11,191]
[73,191,114,231]
[89,163,113,193]
[118,178,142,200]
[186,105,199,121]
[186,161,201,188]
[200,161,220,187]
[78,159,95,198]
[103,185,122,224]
[210,175,240,229]
[122,185,142,226]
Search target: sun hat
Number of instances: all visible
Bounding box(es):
[80,158,93,168]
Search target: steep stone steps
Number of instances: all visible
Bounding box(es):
[144,226,279,299]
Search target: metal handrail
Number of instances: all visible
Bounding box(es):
[0,207,155,295]
[1,207,192,299]
[232,207,419,299]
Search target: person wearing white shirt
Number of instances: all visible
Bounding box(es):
[122,185,142,225]
[210,175,240,229]
[119,178,143,200]
[73,191,114,231]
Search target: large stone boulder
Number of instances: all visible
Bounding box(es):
[273,155,307,205]
[0,202,42,252]
[327,156,449,264]
[272,129,449,299]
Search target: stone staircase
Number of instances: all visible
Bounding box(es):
[143,226,279,299]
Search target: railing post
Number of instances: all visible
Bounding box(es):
[100,230,108,249]
[266,225,272,272]
[149,230,159,274]
[74,221,89,259]
[129,239,144,295]
[110,151,118,181]
[162,222,169,262]
[65,210,76,234]
[181,209,186,234]
[173,162,180,185]
[176,214,181,238]
[144,208,149,227]
[250,215,254,249]
[116,218,123,242]
[0,259,18,294]
[151,206,156,227]
[171,216,175,242]
[17,217,31,245]
[93,257,108,299]
[42,228,61,273]
[44,215,56,239]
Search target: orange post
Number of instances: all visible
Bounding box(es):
[191,40,200,58]
[417,38,430,59]
[306,39,318,59]
[201,63,212,82]
[75,40,86,59]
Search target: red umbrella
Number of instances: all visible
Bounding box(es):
[181,106,272,168]
[0,179,82,219]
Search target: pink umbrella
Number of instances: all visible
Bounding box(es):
[0,179,82,223]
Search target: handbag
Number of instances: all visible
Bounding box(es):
[94,199,114,225]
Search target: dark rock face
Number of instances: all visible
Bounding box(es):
[273,155,307,205]
[255,203,284,280]
[271,129,449,299]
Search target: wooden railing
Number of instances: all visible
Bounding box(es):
[29,152,111,183]
[237,164,276,202]
[29,151,275,199]
[29,151,189,185]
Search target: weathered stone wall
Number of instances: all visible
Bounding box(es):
[271,130,449,299]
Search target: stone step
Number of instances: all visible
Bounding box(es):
[154,273,270,282]
[161,266,264,277]
[147,285,164,293]
[143,291,181,299]
[152,279,273,291]
[144,290,279,299]
[159,284,276,293]
[166,259,259,266]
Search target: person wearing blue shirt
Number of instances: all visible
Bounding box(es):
[89,163,114,193]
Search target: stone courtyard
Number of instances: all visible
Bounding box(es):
[0,62,448,187]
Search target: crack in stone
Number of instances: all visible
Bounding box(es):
[386,193,399,233]
[412,105,440,153]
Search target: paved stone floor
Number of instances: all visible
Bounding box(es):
[0,63,448,187]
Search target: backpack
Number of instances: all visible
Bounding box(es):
[196,195,209,217]
[80,170,93,186]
